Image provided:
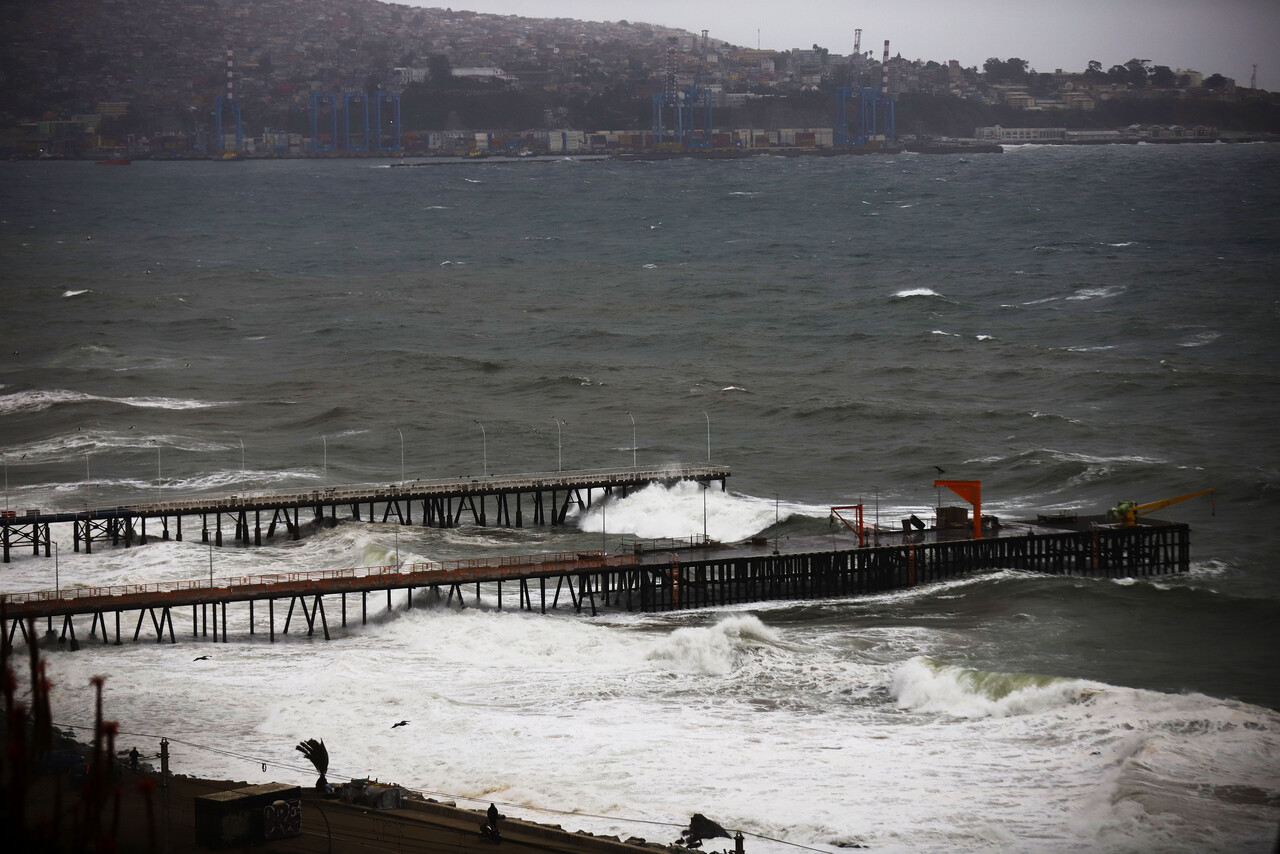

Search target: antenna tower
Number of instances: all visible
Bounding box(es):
[225,45,235,104]
[853,28,861,58]
[212,44,243,153]
[881,40,890,96]
[1251,64,1257,89]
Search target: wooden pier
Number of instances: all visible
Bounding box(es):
[0,463,730,562]
[0,520,1190,650]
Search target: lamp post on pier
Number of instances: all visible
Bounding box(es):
[236,435,245,478]
[396,426,405,484]
[155,441,162,504]
[702,410,711,463]
[626,411,636,468]
[475,421,487,477]
[318,434,327,485]
[53,541,59,599]
[553,417,565,472]
[773,492,780,555]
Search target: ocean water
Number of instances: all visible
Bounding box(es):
[2,144,1279,852]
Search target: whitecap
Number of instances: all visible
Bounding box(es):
[1066,285,1123,301]
[1177,331,1220,348]
[576,481,826,543]
[645,614,781,676]
[892,657,1096,718]
[0,389,222,416]
[62,289,90,298]
[894,287,941,298]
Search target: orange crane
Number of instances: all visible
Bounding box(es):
[829,504,867,547]
[1107,488,1216,527]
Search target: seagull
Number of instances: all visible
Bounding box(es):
[193,655,210,661]
[391,720,410,729]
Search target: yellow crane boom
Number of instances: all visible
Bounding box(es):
[1108,488,1216,527]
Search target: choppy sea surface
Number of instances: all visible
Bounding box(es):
[2,144,1279,852]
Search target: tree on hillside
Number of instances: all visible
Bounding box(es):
[983,57,1029,84]
[427,54,452,86]
[1150,65,1177,88]
[1204,73,1229,89]
[1124,58,1151,88]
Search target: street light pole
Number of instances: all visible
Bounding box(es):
[702,410,711,463]
[2,452,7,513]
[553,418,565,472]
[396,426,405,484]
[53,541,59,598]
[773,492,780,555]
[156,442,161,504]
[237,435,245,478]
[319,434,327,485]
[475,421,487,477]
[702,481,708,544]
[627,411,636,468]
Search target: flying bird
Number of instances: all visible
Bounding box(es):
[934,466,945,474]
[193,655,210,661]
[391,720,410,729]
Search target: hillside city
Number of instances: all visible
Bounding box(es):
[3,0,1277,157]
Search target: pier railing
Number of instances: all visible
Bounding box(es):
[0,550,639,608]
[5,463,730,522]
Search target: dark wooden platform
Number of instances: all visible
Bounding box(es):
[1,521,1190,650]
[0,464,730,561]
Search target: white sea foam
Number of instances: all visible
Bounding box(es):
[573,481,826,543]
[1177,330,1221,347]
[19,605,1278,854]
[5,430,231,463]
[0,389,222,415]
[1067,285,1124,301]
[892,657,1095,718]
[893,287,941,298]
[62,289,90,297]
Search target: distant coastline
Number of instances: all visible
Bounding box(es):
[12,134,1278,164]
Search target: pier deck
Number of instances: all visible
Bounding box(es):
[0,463,730,561]
[1,519,1190,650]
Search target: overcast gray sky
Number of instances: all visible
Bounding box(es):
[406,0,1279,90]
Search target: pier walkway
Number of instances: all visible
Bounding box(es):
[1,519,1190,650]
[0,463,730,561]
